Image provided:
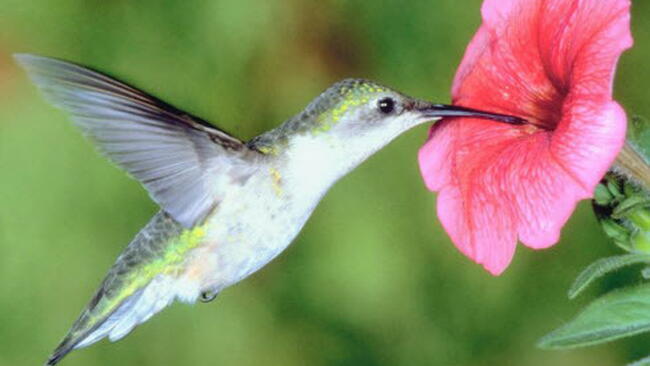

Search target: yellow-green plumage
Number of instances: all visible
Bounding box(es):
[49,212,206,364]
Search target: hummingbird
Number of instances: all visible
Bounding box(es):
[16,54,524,365]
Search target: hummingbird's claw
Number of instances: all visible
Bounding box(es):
[199,290,218,303]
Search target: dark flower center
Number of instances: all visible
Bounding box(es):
[525,82,569,131]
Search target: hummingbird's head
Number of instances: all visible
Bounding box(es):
[248,79,523,189]
[304,79,523,155]
[251,79,524,181]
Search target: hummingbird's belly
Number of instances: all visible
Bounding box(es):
[194,171,320,293]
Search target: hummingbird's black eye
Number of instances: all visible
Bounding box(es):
[377,97,395,114]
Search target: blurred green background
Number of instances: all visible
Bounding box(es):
[1,1,649,365]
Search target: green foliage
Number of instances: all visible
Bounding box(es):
[539,284,650,349]
[541,174,650,361]
[629,356,650,366]
[629,355,650,366]
[593,175,650,252]
[568,254,650,299]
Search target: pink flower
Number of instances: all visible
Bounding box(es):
[418,0,633,275]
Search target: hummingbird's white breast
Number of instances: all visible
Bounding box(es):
[196,133,353,294]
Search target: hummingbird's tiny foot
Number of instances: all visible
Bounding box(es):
[199,290,218,303]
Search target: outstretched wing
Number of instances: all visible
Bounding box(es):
[15,54,258,227]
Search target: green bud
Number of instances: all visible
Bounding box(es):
[606,178,624,200]
[594,183,614,206]
[600,219,630,243]
[631,230,650,254]
[612,196,650,222]
[624,181,637,197]
[628,209,650,232]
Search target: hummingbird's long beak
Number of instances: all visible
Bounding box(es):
[415,103,526,125]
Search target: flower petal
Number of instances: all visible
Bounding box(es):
[420,0,632,275]
[436,183,518,275]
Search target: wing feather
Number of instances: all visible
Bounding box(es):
[15,54,257,227]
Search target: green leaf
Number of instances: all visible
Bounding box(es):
[629,355,650,366]
[568,254,650,299]
[642,267,650,280]
[631,231,650,253]
[539,284,650,349]
[612,195,650,220]
[599,219,632,247]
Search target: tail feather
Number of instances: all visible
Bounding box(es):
[45,290,143,366]
[76,290,145,348]
[45,274,196,365]
[42,211,208,365]
[106,275,178,342]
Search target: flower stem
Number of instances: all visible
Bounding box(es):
[613,142,650,191]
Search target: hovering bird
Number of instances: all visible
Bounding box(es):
[16,54,524,365]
